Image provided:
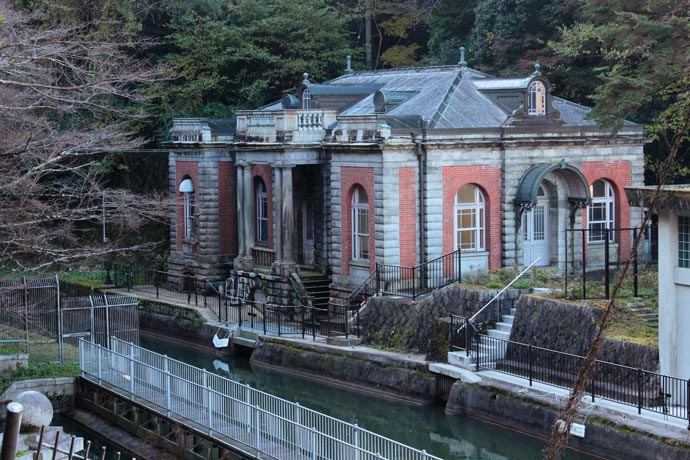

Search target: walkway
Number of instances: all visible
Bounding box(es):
[430,362,689,437]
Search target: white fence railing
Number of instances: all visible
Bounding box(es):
[79,338,441,460]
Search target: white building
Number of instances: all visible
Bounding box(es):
[626,185,690,380]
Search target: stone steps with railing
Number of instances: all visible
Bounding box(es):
[448,308,516,370]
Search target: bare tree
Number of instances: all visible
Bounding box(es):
[0,4,170,271]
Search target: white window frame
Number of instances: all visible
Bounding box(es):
[454,184,485,251]
[302,88,312,109]
[679,215,690,268]
[256,180,268,243]
[351,186,369,260]
[588,179,615,242]
[179,178,195,240]
[528,81,546,115]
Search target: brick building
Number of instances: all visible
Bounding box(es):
[166,58,645,299]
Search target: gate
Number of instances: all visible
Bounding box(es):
[0,275,138,363]
[60,294,139,362]
[0,276,59,362]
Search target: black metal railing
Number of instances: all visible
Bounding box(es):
[348,249,462,305]
[112,265,223,320]
[347,269,378,307]
[449,315,481,358]
[223,299,359,340]
[451,331,689,425]
[564,227,644,300]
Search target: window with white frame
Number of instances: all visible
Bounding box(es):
[256,179,268,243]
[302,88,312,109]
[351,186,369,260]
[528,81,546,115]
[455,184,485,251]
[179,178,195,239]
[588,179,615,242]
[679,215,690,268]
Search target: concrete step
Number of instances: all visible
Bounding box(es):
[510,308,516,315]
[232,335,257,348]
[630,307,652,313]
[448,351,489,368]
[501,314,515,324]
[487,329,511,340]
[495,321,512,332]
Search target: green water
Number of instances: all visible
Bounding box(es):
[140,334,605,460]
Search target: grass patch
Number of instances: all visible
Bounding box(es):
[0,362,79,394]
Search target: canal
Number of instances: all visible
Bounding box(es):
[129,333,604,460]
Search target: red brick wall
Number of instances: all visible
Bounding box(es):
[175,162,199,252]
[252,164,274,249]
[399,167,417,267]
[442,165,502,269]
[341,166,375,275]
[218,162,237,256]
[581,160,632,259]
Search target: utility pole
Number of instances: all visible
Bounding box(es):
[365,0,373,68]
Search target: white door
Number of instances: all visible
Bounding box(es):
[522,186,549,266]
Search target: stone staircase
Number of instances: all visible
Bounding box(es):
[626,301,658,325]
[300,271,331,312]
[448,307,516,370]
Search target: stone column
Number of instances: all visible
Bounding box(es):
[274,164,283,263]
[243,164,255,257]
[236,163,246,257]
[281,165,295,267]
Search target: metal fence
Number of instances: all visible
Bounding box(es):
[0,275,138,363]
[80,338,440,460]
[0,276,60,360]
[564,227,644,300]
[113,265,224,320]
[449,317,689,426]
[61,294,139,362]
[224,299,361,340]
[349,249,461,305]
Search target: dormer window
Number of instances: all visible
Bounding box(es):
[302,88,312,109]
[528,81,546,116]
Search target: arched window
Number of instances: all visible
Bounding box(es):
[179,178,195,239]
[302,88,312,109]
[256,179,268,243]
[588,179,615,242]
[455,184,485,251]
[351,186,369,260]
[528,81,546,116]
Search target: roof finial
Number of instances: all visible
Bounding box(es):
[532,63,542,76]
[302,72,310,85]
[346,55,352,73]
[459,46,467,67]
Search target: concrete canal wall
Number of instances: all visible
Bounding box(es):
[445,378,690,460]
[132,287,688,460]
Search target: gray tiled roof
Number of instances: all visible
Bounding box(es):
[253,65,622,130]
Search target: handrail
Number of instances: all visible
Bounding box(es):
[457,257,541,334]
[288,272,313,308]
[349,249,461,303]
[347,269,377,305]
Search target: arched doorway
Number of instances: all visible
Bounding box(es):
[522,185,549,266]
[514,162,591,268]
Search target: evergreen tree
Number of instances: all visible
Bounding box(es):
[157,0,356,117]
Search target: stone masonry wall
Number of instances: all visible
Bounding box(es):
[362,284,658,373]
[510,296,659,371]
[361,285,521,356]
